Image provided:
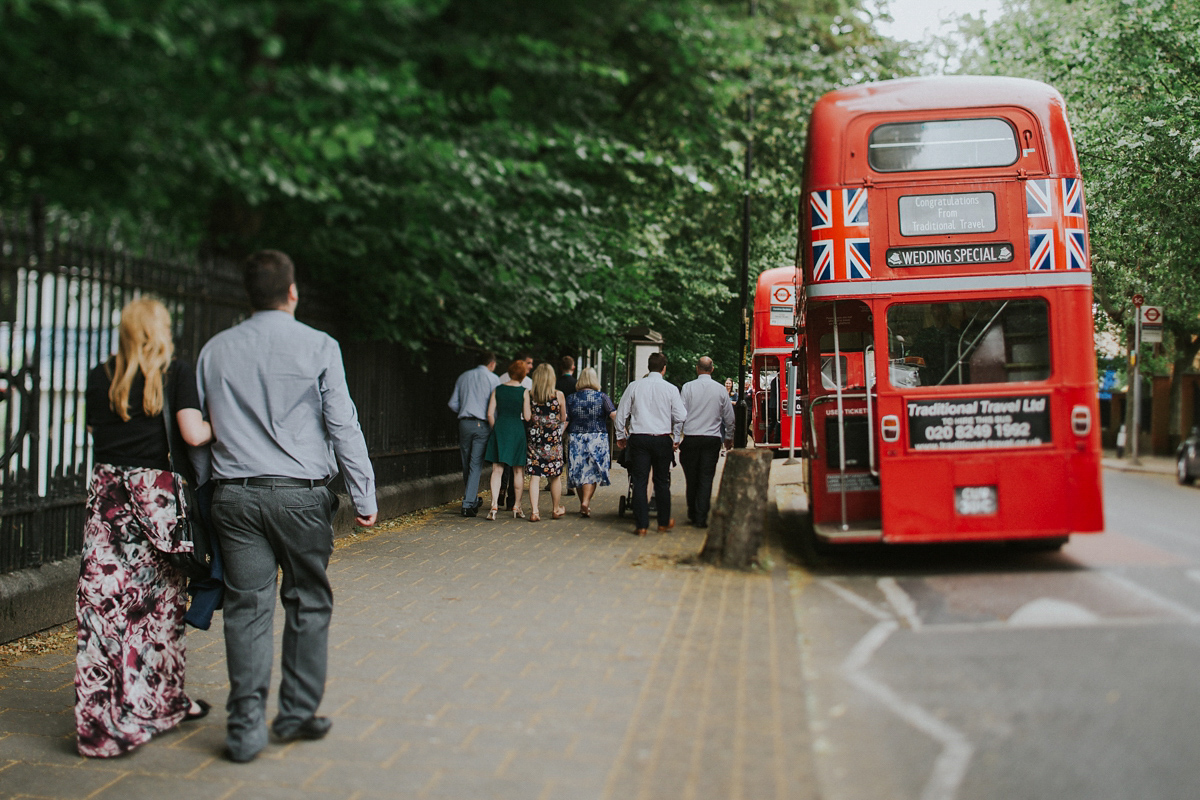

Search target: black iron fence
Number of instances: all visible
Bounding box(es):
[0,203,468,576]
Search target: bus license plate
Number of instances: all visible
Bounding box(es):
[955,485,997,515]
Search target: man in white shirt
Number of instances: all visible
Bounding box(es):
[448,351,501,517]
[680,357,735,528]
[615,352,687,536]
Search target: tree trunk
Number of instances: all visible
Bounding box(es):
[699,449,773,570]
[1168,326,1200,449]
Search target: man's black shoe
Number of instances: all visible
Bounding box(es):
[462,507,478,517]
[473,497,484,509]
[273,716,332,742]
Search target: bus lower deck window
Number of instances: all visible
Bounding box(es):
[886,298,1050,387]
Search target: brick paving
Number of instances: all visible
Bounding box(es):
[0,463,817,800]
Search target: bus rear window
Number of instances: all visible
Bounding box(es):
[869,119,1019,172]
[886,299,1050,387]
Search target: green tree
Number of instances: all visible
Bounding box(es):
[956,0,1200,443]
[0,0,906,375]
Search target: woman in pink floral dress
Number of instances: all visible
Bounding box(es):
[77,298,214,758]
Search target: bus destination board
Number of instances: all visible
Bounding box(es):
[886,242,1014,268]
[908,395,1050,450]
[899,192,997,236]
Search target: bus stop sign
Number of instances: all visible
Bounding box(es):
[1141,305,1163,344]
[1132,293,1144,308]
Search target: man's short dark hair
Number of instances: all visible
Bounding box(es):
[515,350,533,362]
[478,350,495,366]
[560,355,575,373]
[244,250,295,310]
[647,352,668,373]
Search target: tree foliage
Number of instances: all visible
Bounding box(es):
[0,0,908,378]
[955,0,1200,365]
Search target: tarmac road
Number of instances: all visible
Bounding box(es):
[787,464,1200,800]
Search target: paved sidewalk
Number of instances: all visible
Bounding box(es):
[1101,450,1177,477]
[0,463,817,800]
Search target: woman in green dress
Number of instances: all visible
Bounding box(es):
[485,360,532,519]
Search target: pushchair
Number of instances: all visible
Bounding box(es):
[614,440,666,518]
[615,441,633,518]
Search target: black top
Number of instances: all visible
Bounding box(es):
[86,358,201,471]
[556,373,576,396]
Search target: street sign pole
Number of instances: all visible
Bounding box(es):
[1131,309,1141,465]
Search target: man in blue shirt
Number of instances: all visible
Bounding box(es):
[448,352,501,517]
[197,250,377,764]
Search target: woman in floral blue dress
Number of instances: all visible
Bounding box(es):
[78,298,214,758]
[565,368,616,517]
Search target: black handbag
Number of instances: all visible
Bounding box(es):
[159,385,213,582]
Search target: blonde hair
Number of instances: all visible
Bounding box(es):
[108,297,174,421]
[530,363,556,403]
[576,367,600,392]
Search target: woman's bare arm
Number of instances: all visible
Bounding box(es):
[175,408,213,447]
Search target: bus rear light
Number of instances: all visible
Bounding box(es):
[1071,405,1091,436]
[881,414,900,443]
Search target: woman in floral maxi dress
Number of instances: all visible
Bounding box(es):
[526,363,568,521]
[77,298,213,758]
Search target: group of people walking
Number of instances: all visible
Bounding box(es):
[76,253,734,766]
[78,250,376,763]
[452,350,735,537]
[450,354,616,521]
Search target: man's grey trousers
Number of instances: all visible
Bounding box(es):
[212,482,338,759]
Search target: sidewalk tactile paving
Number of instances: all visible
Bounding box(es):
[0,464,816,799]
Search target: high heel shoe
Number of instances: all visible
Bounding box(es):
[513,508,525,519]
[184,698,211,721]
[529,510,541,522]
[487,507,498,521]
[552,506,566,520]
[580,504,590,518]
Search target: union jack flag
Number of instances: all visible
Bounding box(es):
[1027,178,1088,271]
[810,188,871,282]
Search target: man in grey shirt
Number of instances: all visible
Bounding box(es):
[680,357,735,528]
[197,249,377,763]
[448,351,501,516]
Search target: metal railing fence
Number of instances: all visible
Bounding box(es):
[0,202,467,575]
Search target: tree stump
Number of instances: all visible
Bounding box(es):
[698,448,773,569]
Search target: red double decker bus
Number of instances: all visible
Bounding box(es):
[750,267,801,453]
[797,76,1103,546]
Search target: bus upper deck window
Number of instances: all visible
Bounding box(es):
[868,118,1019,172]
